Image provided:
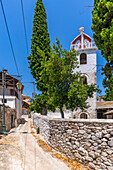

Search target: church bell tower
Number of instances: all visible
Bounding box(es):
[71,27,98,119]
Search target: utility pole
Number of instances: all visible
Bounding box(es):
[32,81,35,99]
[2,69,7,135]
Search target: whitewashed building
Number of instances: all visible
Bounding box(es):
[71,27,98,119]
[0,70,24,120]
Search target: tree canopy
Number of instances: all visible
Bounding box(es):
[29,93,55,114]
[28,0,52,114]
[28,0,51,92]
[92,0,113,100]
[40,39,97,118]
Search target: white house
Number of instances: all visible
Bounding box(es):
[0,70,24,120]
[71,27,98,119]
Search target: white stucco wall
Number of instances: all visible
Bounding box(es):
[74,49,97,81]
[0,96,16,108]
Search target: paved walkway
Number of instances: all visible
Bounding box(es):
[0,115,70,170]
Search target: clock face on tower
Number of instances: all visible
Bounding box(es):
[75,40,80,49]
[84,39,90,48]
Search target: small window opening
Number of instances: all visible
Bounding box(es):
[2,99,7,103]
[10,89,14,96]
[80,53,87,64]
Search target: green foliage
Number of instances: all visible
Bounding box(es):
[94,0,99,5]
[29,94,55,114]
[92,0,113,60]
[28,0,98,116]
[41,38,77,116]
[28,0,52,114]
[102,62,113,101]
[67,81,96,111]
[29,114,31,118]
[29,39,97,117]
[92,0,113,100]
[28,0,51,91]
[37,127,40,134]
[41,38,97,117]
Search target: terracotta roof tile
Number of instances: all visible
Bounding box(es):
[97,101,113,109]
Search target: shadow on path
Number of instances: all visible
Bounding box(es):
[21,118,27,124]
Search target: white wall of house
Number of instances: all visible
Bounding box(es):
[0,88,22,119]
[0,96,16,108]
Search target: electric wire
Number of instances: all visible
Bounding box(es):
[0,0,19,75]
[20,0,29,54]
[85,6,94,7]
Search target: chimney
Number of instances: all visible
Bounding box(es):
[3,69,9,75]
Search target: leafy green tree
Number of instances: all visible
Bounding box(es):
[28,0,51,114]
[29,94,55,114]
[41,39,97,118]
[102,63,113,101]
[92,0,113,100]
[94,0,99,5]
[67,79,97,112]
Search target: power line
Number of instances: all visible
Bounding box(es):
[0,0,19,75]
[20,0,29,54]
[85,6,94,7]
[80,5,94,15]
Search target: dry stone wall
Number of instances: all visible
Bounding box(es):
[32,113,113,170]
[33,113,50,142]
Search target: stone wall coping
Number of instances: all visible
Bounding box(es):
[34,113,113,123]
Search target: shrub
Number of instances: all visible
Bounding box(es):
[37,127,40,134]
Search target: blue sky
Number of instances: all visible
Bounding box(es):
[0,0,106,97]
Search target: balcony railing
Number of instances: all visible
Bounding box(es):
[70,41,97,51]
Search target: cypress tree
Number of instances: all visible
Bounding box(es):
[92,0,113,100]
[28,0,51,92]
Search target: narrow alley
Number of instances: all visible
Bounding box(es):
[0,115,70,170]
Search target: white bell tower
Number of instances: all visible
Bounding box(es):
[71,27,98,119]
